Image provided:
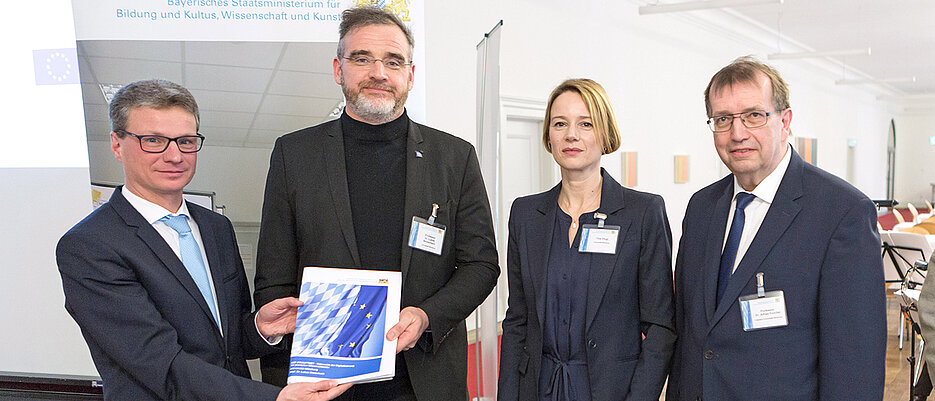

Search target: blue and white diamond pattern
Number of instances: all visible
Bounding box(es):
[294,283,360,355]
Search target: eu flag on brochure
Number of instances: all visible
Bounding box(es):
[288,267,401,384]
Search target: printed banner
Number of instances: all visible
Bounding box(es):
[70,0,425,122]
[71,0,411,41]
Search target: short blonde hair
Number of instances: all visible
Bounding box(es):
[542,78,621,154]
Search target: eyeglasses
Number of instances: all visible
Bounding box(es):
[342,55,410,71]
[118,130,205,153]
[706,110,775,133]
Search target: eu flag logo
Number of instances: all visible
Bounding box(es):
[33,48,79,85]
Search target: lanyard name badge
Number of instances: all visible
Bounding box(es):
[578,212,620,254]
[408,203,446,255]
[738,272,789,331]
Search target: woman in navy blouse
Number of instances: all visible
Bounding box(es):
[498,79,676,401]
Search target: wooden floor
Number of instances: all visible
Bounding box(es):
[885,294,923,401]
[655,294,924,401]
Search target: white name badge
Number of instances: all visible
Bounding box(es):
[738,290,788,331]
[408,216,446,255]
[578,224,620,254]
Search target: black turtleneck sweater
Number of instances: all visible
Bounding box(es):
[341,111,408,272]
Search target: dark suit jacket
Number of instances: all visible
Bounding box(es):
[253,118,500,400]
[56,188,282,401]
[667,151,886,401]
[498,170,676,401]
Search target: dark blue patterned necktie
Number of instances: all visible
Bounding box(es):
[717,192,756,305]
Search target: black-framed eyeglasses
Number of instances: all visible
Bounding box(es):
[706,110,776,133]
[117,130,205,153]
[342,55,411,71]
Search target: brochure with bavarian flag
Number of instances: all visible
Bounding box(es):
[287,267,401,384]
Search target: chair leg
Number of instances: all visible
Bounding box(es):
[900,311,906,350]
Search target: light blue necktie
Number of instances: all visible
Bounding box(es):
[161,214,220,328]
[716,192,756,305]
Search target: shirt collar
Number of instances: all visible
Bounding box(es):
[732,143,792,204]
[121,187,191,224]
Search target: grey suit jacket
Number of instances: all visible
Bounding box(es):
[56,187,282,401]
[253,117,500,400]
[918,253,935,383]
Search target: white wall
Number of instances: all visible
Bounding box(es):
[895,111,935,206]
[423,0,893,248]
[87,2,901,243]
[73,1,915,385]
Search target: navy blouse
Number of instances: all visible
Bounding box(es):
[538,207,595,401]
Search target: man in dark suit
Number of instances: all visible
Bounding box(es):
[57,79,348,401]
[667,57,886,400]
[253,6,500,401]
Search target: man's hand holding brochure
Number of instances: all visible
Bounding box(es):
[288,267,402,385]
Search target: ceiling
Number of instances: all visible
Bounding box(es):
[77,40,343,148]
[724,0,934,99]
[79,3,934,149]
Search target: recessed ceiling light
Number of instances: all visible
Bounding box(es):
[768,48,871,60]
[638,0,782,15]
[836,77,917,85]
[99,83,123,104]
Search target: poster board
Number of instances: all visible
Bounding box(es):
[1,0,425,386]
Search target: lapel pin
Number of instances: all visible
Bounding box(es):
[415,150,423,158]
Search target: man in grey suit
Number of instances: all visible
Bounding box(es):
[916,252,935,401]
[253,6,500,401]
[57,79,348,401]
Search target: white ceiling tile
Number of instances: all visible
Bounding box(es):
[200,126,249,144]
[184,42,285,69]
[84,120,112,140]
[199,110,256,129]
[246,129,291,141]
[189,89,263,113]
[80,83,105,105]
[205,139,248,148]
[243,129,287,147]
[251,114,319,132]
[241,141,277,149]
[185,64,272,93]
[258,95,339,117]
[86,56,183,87]
[278,42,338,74]
[78,56,97,83]
[83,104,110,122]
[267,69,343,98]
[245,117,333,144]
[739,0,935,96]
[79,40,183,62]
[75,40,352,151]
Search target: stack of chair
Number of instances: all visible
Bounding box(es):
[879,231,930,351]
[908,202,933,222]
[896,203,935,234]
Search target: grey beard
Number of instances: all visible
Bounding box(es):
[348,95,400,125]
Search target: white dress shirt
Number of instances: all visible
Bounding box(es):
[723,144,793,274]
[122,188,282,344]
[121,187,223,335]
